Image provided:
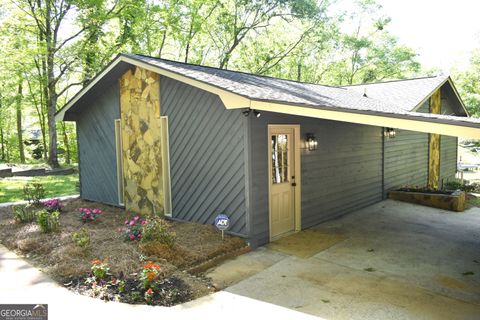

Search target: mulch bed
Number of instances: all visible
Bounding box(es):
[0,198,247,306]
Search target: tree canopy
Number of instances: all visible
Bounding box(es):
[0,0,476,165]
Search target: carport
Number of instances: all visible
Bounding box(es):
[208,200,480,319]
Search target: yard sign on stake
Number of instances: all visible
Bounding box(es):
[214,214,230,240]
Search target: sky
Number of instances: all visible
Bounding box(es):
[378,0,480,73]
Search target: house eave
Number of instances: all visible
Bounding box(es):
[56,54,480,139]
[251,100,480,139]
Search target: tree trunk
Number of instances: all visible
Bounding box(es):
[41,119,48,160]
[61,122,71,164]
[46,1,59,168]
[158,30,167,58]
[16,82,25,163]
[40,31,49,161]
[47,86,59,168]
[0,126,4,161]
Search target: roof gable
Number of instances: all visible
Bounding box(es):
[341,76,468,116]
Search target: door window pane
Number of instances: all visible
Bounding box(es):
[272,134,289,184]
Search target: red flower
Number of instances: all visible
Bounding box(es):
[146,288,153,295]
[144,262,161,270]
[146,272,156,281]
[91,259,102,266]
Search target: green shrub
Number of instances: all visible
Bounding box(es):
[91,259,110,280]
[444,180,478,192]
[141,217,176,247]
[444,180,463,191]
[36,209,60,233]
[12,204,36,223]
[72,227,91,248]
[23,182,45,205]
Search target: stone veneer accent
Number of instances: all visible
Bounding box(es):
[428,89,441,189]
[119,67,164,215]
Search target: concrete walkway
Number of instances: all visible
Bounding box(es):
[0,195,79,208]
[208,200,480,320]
[0,245,320,320]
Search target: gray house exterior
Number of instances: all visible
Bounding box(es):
[57,53,477,248]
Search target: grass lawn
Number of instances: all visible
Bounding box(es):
[0,198,247,306]
[0,174,79,203]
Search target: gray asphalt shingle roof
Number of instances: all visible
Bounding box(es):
[127,54,407,114]
[341,76,448,112]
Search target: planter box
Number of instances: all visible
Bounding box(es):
[388,190,466,212]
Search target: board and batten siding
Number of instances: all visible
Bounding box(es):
[383,129,429,193]
[76,81,120,205]
[160,76,248,235]
[440,135,457,183]
[383,130,457,192]
[248,112,383,247]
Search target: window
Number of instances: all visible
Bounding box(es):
[161,116,172,216]
[271,134,289,184]
[114,119,124,205]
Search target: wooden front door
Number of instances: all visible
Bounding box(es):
[268,125,299,240]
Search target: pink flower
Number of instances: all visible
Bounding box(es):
[129,221,135,226]
[124,219,129,225]
[141,220,147,225]
[134,216,139,221]
[138,234,142,238]
[126,229,131,233]
[129,234,135,240]
[93,209,100,214]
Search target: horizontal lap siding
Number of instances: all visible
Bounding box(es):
[77,82,120,205]
[160,77,247,235]
[384,129,429,192]
[249,113,382,247]
[440,136,458,183]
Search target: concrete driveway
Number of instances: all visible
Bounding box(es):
[207,200,480,320]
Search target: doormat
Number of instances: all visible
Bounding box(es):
[267,229,346,258]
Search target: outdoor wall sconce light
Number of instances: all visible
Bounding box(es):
[306,133,318,151]
[384,127,396,138]
[242,108,261,118]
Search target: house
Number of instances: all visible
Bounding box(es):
[56,53,480,247]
